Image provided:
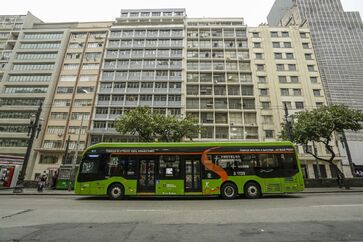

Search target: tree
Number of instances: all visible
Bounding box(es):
[153,114,201,142]
[281,104,363,187]
[115,107,201,142]
[115,107,155,142]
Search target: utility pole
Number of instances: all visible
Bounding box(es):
[68,114,84,191]
[340,130,355,177]
[312,141,321,178]
[13,102,43,193]
[284,103,292,141]
[63,135,71,164]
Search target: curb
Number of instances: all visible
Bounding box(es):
[1,190,363,195]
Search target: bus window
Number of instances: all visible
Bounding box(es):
[108,155,125,177]
[78,153,108,182]
[126,158,137,178]
[108,155,137,179]
[259,154,280,169]
[202,155,220,179]
[159,155,181,179]
[279,154,297,170]
[81,158,100,174]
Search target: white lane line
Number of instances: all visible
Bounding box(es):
[311,204,363,208]
[126,209,171,212]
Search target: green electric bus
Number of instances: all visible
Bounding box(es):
[75,142,304,199]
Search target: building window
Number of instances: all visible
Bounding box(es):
[39,155,58,164]
[283,42,292,48]
[256,64,265,71]
[265,130,274,138]
[308,65,315,72]
[283,101,292,109]
[288,64,296,71]
[313,89,321,96]
[255,53,263,60]
[281,31,289,37]
[260,88,268,96]
[293,89,302,96]
[270,32,278,37]
[258,76,266,83]
[302,43,310,49]
[276,64,284,71]
[278,76,287,83]
[286,53,294,59]
[252,32,259,38]
[281,88,289,96]
[261,102,270,109]
[295,102,304,109]
[300,32,307,38]
[310,76,318,83]
[274,53,282,59]
[253,42,261,48]
[305,53,313,60]
[290,76,299,83]
[272,42,280,48]
[316,102,324,108]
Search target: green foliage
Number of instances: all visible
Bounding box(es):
[290,104,363,146]
[281,104,363,180]
[115,106,201,142]
[115,107,155,142]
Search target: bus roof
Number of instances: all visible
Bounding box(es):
[84,141,294,153]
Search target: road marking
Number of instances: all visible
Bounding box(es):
[1,209,34,219]
[311,204,363,208]
[126,209,171,212]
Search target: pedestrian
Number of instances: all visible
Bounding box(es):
[51,170,58,190]
[337,172,343,188]
[37,171,48,192]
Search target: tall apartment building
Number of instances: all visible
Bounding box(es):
[0,22,73,180]
[267,0,363,169]
[30,22,112,179]
[89,9,185,144]
[0,13,42,82]
[0,9,345,180]
[185,18,256,140]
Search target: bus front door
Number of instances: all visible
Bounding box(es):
[184,157,202,193]
[137,157,156,193]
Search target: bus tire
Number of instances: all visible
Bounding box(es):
[221,182,238,199]
[244,182,261,199]
[107,183,124,200]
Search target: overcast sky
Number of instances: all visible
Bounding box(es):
[1,0,362,26]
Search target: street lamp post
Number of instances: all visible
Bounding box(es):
[284,103,293,141]
[68,114,84,191]
[13,102,43,193]
[340,130,355,177]
[68,89,88,190]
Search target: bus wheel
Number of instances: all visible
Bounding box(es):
[221,182,238,199]
[108,183,124,200]
[244,182,261,199]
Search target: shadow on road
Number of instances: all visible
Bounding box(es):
[76,194,303,201]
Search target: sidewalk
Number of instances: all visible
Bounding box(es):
[0,188,75,195]
[302,187,363,193]
[1,187,363,195]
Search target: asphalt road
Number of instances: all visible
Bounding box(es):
[1,193,363,241]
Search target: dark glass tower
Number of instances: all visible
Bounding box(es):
[268,0,363,168]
